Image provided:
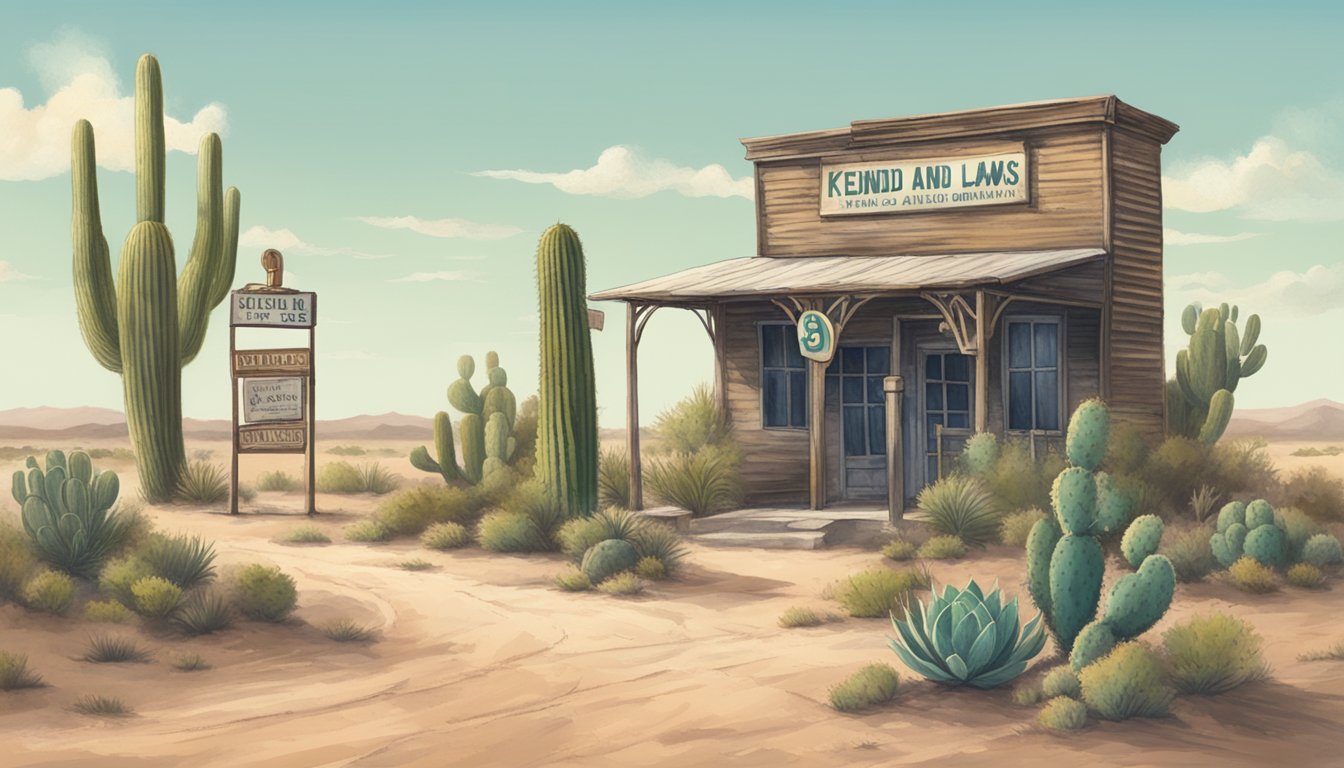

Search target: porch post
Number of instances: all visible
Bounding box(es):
[809,358,826,510]
[975,289,989,433]
[712,302,729,424]
[884,375,905,523]
[626,302,644,511]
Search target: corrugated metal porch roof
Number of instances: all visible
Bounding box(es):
[589,248,1105,304]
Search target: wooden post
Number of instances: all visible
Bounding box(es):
[712,303,729,425]
[884,374,904,523]
[626,303,644,511]
[229,326,239,515]
[974,289,989,432]
[306,322,317,516]
[809,358,826,510]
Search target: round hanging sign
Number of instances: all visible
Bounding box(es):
[796,310,836,363]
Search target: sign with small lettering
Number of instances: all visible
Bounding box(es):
[819,151,1028,216]
[237,422,308,453]
[242,377,305,423]
[232,348,312,377]
[230,291,317,328]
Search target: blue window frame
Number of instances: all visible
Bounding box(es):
[1005,317,1062,432]
[760,323,807,428]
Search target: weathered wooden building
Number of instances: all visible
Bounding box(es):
[591,96,1178,516]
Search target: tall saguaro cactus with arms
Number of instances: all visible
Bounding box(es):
[71,54,241,502]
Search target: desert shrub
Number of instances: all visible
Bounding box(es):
[256,471,302,492]
[320,618,377,643]
[999,508,1048,547]
[1161,524,1216,583]
[1209,439,1280,501]
[469,465,523,511]
[652,383,729,453]
[597,448,632,510]
[1012,683,1045,706]
[174,653,211,671]
[131,576,183,619]
[1300,641,1344,662]
[477,511,547,553]
[917,535,968,560]
[1104,424,1149,476]
[1041,665,1082,699]
[235,484,257,503]
[82,634,151,663]
[328,445,366,457]
[72,694,132,716]
[1161,613,1269,694]
[645,446,741,517]
[499,480,566,546]
[99,556,153,606]
[21,569,75,615]
[596,571,644,596]
[397,558,433,571]
[358,463,400,495]
[375,485,474,536]
[1143,436,1210,512]
[553,567,593,592]
[1276,507,1321,562]
[1227,557,1277,593]
[0,651,43,690]
[558,508,644,560]
[988,439,1064,512]
[344,519,392,543]
[778,606,826,628]
[881,537,917,561]
[140,533,216,590]
[0,522,37,601]
[834,567,930,619]
[109,502,154,556]
[177,461,229,504]
[317,461,397,494]
[88,447,136,462]
[918,474,1001,547]
[829,663,900,713]
[1301,533,1343,566]
[1078,642,1174,720]
[510,395,541,467]
[421,522,472,550]
[282,525,331,544]
[1189,485,1221,524]
[83,599,133,623]
[629,523,688,575]
[1038,696,1087,731]
[174,590,234,635]
[1287,563,1326,588]
[635,556,666,580]
[231,564,298,622]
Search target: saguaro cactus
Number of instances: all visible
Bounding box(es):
[535,224,598,517]
[1167,302,1267,444]
[410,352,517,484]
[71,54,240,502]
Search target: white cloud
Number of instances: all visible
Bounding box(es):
[0,30,228,181]
[1163,228,1259,246]
[1168,263,1344,319]
[1163,136,1344,221]
[239,225,389,260]
[354,215,521,241]
[473,145,754,200]
[388,271,481,283]
[0,261,36,282]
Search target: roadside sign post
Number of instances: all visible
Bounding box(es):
[229,250,318,515]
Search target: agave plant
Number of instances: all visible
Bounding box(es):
[888,579,1046,689]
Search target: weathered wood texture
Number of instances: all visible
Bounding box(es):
[1106,129,1167,438]
[756,128,1107,257]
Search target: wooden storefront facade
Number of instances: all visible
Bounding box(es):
[591,96,1178,517]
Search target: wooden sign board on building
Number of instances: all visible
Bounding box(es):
[237,422,308,453]
[242,377,305,423]
[819,151,1028,216]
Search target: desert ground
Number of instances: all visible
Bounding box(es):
[2,436,1343,767]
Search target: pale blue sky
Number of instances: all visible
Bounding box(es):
[1,1,1342,424]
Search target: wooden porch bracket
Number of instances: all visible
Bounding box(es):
[921,290,1001,432]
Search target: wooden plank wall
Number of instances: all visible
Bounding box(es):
[757,127,1107,257]
[1106,129,1167,438]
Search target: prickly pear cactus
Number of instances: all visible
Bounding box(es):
[1210,498,1284,567]
[960,433,998,476]
[1121,515,1164,569]
[13,450,124,578]
[580,539,639,584]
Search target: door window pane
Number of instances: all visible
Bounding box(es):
[944,354,970,382]
[762,324,784,368]
[1034,323,1058,367]
[868,377,885,405]
[844,406,866,457]
[842,346,865,374]
[1034,371,1059,431]
[925,382,944,410]
[925,353,942,380]
[761,324,808,428]
[1005,319,1061,431]
[948,412,970,429]
[1008,371,1033,430]
[1008,322,1032,368]
[790,371,808,426]
[946,383,969,411]
[842,377,865,404]
[869,405,886,455]
[867,347,891,375]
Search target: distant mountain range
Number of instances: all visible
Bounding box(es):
[1225,399,1344,441]
[0,407,434,440]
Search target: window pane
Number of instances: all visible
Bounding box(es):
[867,376,884,404]
[948,412,970,429]
[762,325,784,368]
[1034,322,1058,368]
[867,346,891,375]
[925,353,942,380]
[826,355,839,375]
[789,371,808,427]
[945,354,970,382]
[869,405,887,455]
[946,383,969,411]
[1008,371,1033,430]
[1008,322,1032,369]
[925,382,944,411]
[844,406,867,456]
[1034,371,1059,431]
[842,346,865,374]
[763,370,788,427]
[843,376,864,404]
[926,413,945,451]
[825,375,838,407]
[784,330,805,369]
[927,456,939,484]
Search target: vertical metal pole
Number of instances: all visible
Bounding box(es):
[626,303,644,511]
[230,325,239,515]
[307,324,317,516]
[809,358,826,510]
[884,375,904,523]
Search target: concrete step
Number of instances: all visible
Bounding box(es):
[690,530,829,550]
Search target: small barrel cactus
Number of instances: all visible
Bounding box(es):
[1121,515,1164,569]
[581,539,639,584]
[1210,499,1285,567]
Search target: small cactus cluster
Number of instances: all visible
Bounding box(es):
[410,352,517,484]
[1166,302,1267,445]
[1023,399,1175,671]
[959,432,999,476]
[1210,500,1286,568]
[12,450,124,578]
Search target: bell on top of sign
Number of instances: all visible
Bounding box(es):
[796,310,835,363]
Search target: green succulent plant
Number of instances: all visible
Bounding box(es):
[12,450,127,578]
[1210,499,1285,568]
[1166,302,1267,444]
[410,352,517,485]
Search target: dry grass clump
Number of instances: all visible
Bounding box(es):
[1037,696,1087,731]
[829,663,900,712]
[553,567,593,592]
[72,694,132,717]
[833,568,930,619]
[778,606,826,628]
[1161,613,1269,695]
[281,525,331,544]
[82,634,152,664]
[917,535,968,560]
[0,651,44,690]
[880,537,917,561]
[595,572,644,596]
[320,618,378,643]
[1226,557,1277,594]
[421,522,472,550]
